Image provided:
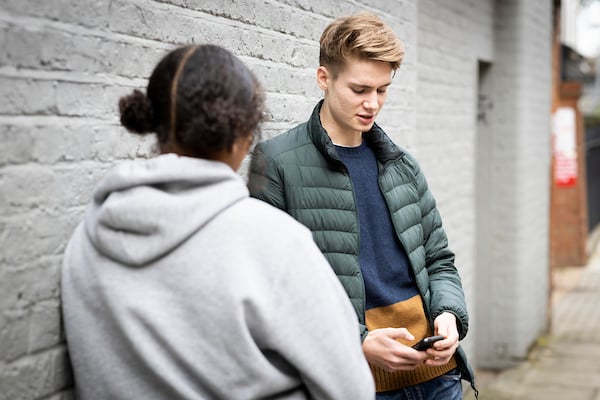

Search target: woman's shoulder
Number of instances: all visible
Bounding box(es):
[234,197,311,234]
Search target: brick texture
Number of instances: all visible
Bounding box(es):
[0,0,554,397]
[466,0,553,368]
[550,82,588,268]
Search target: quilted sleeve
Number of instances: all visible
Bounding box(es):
[248,143,286,211]
[407,154,470,339]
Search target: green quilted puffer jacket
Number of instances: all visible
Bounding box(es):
[248,101,476,388]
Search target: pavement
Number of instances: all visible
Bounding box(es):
[464,242,600,400]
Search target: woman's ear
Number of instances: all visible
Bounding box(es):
[316,66,330,92]
[225,134,253,171]
[237,134,253,154]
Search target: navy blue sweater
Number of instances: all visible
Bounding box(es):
[336,141,456,391]
[335,141,418,310]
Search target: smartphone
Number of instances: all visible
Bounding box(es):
[412,335,445,351]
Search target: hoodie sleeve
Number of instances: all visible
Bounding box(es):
[265,227,375,400]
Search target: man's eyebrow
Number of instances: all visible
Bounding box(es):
[349,82,392,88]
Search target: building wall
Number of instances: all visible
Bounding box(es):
[475,0,553,367]
[416,0,553,368]
[0,0,553,397]
[550,82,588,267]
[415,0,495,362]
[560,0,579,50]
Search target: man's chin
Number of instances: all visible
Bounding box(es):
[357,122,375,132]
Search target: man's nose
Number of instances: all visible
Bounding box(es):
[362,93,379,111]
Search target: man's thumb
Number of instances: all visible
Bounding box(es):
[386,327,414,341]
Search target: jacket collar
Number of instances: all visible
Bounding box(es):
[307,100,405,166]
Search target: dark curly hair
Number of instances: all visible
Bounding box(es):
[119,44,266,157]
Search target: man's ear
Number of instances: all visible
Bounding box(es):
[316,66,330,91]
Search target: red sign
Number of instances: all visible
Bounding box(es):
[552,107,577,187]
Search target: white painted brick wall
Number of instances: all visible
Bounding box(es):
[0,0,554,397]
[508,0,553,356]
[0,1,414,397]
[416,0,553,368]
[416,0,495,362]
[473,0,552,367]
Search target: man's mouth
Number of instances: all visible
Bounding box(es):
[357,114,375,124]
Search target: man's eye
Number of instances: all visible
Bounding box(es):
[352,88,365,94]
[377,88,387,94]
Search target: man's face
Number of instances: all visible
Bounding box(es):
[318,58,393,138]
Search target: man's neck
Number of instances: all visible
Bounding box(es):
[319,107,362,147]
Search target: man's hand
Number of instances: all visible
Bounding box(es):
[362,328,429,372]
[424,312,459,367]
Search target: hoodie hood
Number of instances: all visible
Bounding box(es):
[84,154,248,267]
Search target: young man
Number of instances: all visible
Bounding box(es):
[249,12,476,399]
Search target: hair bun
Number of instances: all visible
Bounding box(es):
[118,89,155,134]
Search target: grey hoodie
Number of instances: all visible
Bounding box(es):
[61,154,375,400]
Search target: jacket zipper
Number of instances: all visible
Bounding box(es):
[339,163,368,326]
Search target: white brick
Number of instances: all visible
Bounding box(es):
[0,310,29,362]
[0,121,154,167]
[150,0,328,40]
[28,299,62,354]
[0,299,62,362]
[0,207,84,266]
[0,77,57,115]
[0,259,60,311]
[251,62,320,97]
[275,0,355,18]
[0,346,71,400]
[0,125,33,166]
[1,0,110,29]
[0,22,168,78]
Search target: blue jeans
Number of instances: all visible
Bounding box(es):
[375,369,463,400]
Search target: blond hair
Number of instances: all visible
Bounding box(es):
[319,12,404,76]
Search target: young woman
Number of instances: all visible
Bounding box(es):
[61,44,374,400]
